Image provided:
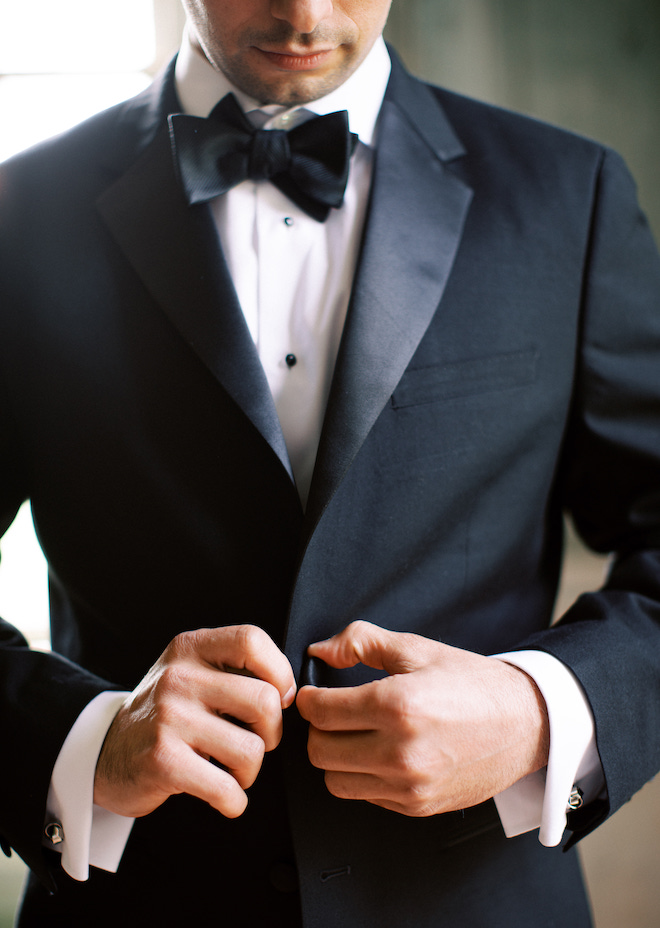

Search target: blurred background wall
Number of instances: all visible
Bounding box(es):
[0,0,658,925]
[385,0,660,240]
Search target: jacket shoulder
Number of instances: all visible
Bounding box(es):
[426,80,606,167]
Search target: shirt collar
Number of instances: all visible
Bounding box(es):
[174,28,391,148]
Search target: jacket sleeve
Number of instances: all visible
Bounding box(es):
[520,147,660,843]
[0,347,119,888]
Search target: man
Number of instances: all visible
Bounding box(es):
[1,0,659,925]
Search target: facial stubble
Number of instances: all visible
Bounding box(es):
[197,22,365,105]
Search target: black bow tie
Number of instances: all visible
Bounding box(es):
[168,93,358,222]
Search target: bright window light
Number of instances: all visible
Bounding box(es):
[0,504,50,650]
[0,72,151,161]
[0,0,155,73]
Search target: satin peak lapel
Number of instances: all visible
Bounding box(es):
[305,65,473,526]
[96,127,293,481]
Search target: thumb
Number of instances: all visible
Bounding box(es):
[307,621,430,676]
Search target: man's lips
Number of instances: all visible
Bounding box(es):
[253,47,336,70]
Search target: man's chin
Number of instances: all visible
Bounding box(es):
[224,53,354,106]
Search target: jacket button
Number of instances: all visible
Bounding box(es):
[269,861,299,893]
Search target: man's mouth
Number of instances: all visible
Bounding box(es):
[253,47,336,70]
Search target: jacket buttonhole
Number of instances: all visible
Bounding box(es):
[320,865,351,882]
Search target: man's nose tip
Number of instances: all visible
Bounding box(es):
[270,0,334,34]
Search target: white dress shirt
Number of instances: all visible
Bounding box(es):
[45,31,604,881]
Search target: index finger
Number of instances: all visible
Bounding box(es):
[297,677,390,732]
[187,625,297,708]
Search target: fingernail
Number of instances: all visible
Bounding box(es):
[282,685,296,708]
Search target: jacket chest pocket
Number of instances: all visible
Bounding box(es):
[391,346,540,409]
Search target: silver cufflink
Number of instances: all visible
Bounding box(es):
[566,787,584,811]
[44,822,64,846]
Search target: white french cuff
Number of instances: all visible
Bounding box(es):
[46,690,134,881]
[491,650,603,847]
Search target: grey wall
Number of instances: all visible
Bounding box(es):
[384,0,660,239]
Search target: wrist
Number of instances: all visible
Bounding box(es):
[501,660,550,777]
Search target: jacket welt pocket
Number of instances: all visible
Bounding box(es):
[391,347,540,409]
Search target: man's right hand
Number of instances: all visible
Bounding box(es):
[93,625,296,819]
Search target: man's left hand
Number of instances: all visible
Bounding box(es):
[296,621,549,817]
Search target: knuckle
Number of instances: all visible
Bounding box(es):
[206,757,251,810]
[345,619,371,639]
[301,689,327,728]
[324,771,346,798]
[156,663,193,699]
[157,696,190,733]
[167,629,203,659]
[380,766,433,815]
[386,683,425,736]
[252,681,281,722]
[149,734,180,785]
[234,624,268,657]
[235,728,265,767]
[396,761,437,812]
[305,731,324,768]
[405,785,438,817]
[389,741,419,776]
[387,738,435,789]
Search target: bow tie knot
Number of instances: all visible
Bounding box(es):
[248,128,291,181]
[169,93,359,222]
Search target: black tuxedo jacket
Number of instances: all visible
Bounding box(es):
[1,50,660,927]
